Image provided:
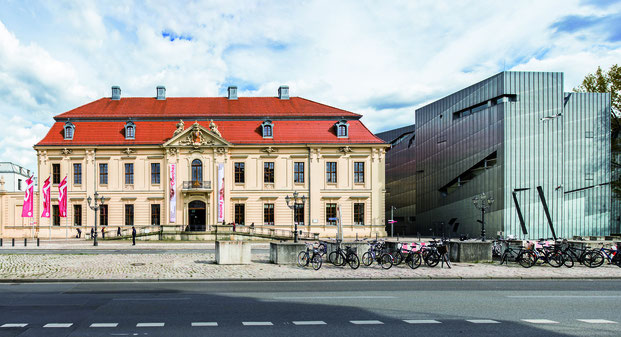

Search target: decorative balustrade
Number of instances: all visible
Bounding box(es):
[182,181,212,190]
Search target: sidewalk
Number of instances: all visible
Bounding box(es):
[1,250,620,281]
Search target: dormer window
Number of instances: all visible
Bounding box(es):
[336,119,349,138]
[125,121,135,140]
[64,121,75,140]
[262,120,273,139]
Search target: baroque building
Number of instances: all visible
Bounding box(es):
[24,85,388,239]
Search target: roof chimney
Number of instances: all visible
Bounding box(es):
[111,86,121,100]
[156,85,166,100]
[278,85,289,100]
[227,86,237,100]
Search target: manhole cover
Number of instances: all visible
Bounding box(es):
[130,263,145,266]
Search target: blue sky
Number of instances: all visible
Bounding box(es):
[0,0,620,170]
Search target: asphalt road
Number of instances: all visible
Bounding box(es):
[0,280,619,336]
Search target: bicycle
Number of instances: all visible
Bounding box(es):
[297,242,323,270]
[361,240,393,269]
[528,240,564,268]
[329,241,360,269]
[589,244,620,268]
[401,243,423,269]
[500,243,535,268]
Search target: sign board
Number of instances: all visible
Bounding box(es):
[169,164,176,223]
[388,220,397,224]
[217,163,225,222]
[328,217,338,221]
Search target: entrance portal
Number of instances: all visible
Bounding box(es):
[188,200,206,231]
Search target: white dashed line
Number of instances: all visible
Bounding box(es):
[242,322,273,326]
[90,323,118,328]
[192,322,218,327]
[136,322,165,327]
[44,323,73,328]
[350,320,384,325]
[1,324,28,328]
[292,321,326,325]
[577,319,617,324]
[521,319,558,324]
[467,320,500,324]
[404,320,441,324]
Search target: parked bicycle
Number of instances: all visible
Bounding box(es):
[329,241,360,269]
[362,240,393,269]
[499,241,535,268]
[297,242,323,270]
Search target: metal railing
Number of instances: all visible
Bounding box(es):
[182,180,212,190]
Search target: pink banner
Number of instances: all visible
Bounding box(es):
[21,176,34,218]
[59,176,67,217]
[169,164,176,222]
[218,163,224,222]
[41,177,51,218]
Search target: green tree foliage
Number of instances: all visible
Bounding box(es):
[574,65,620,196]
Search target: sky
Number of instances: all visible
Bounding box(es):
[0,0,620,171]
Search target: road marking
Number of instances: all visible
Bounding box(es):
[508,296,621,299]
[467,320,500,324]
[1,324,28,328]
[275,296,396,300]
[521,319,558,324]
[90,323,118,328]
[44,323,73,328]
[350,320,383,325]
[292,321,327,325]
[136,322,165,327]
[404,320,441,324]
[114,297,190,301]
[243,321,273,326]
[577,319,617,324]
[192,322,218,327]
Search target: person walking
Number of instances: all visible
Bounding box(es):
[101,227,105,239]
[132,226,136,246]
[90,227,94,240]
[117,226,121,236]
[76,228,82,238]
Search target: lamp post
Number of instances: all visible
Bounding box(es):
[285,191,306,243]
[87,191,105,247]
[472,192,494,242]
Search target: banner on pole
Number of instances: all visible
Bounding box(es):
[41,177,51,218]
[21,176,34,218]
[59,176,67,217]
[169,164,176,223]
[218,163,224,223]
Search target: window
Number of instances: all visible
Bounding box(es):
[235,204,245,225]
[354,203,365,225]
[99,164,108,185]
[294,203,304,226]
[74,205,82,226]
[52,164,61,184]
[326,162,337,183]
[125,163,134,185]
[262,120,273,138]
[234,163,245,183]
[125,121,135,139]
[73,163,82,185]
[294,162,304,183]
[264,162,274,183]
[100,205,108,227]
[263,203,274,226]
[335,119,349,138]
[125,204,134,226]
[151,163,160,184]
[151,204,160,226]
[64,121,74,140]
[52,205,60,226]
[325,203,337,225]
[354,162,365,183]
[191,159,202,184]
[17,179,21,191]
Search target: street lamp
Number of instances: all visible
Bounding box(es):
[285,191,306,243]
[87,191,105,247]
[472,192,494,242]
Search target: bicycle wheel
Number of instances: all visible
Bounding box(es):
[362,252,373,266]
[500,252,508,265]
[562,253,574,268]
[425,251,440,267]
[336,252,346,266]
[517,251,534,268]
[328,251,341,266]
[406,252,422,269]
[392,251,403,266]
[312,254,322,270]
[348,253,360,270]
[297,251,309,267]
[587,251,605,268]
[547,252,564,268]
[379,253,393,269]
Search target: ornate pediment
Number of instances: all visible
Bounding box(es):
[163,121,232,149]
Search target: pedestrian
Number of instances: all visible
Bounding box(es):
[250,222,255,228]
[232,222,236,232]
[132,226,136,246]
[90,228,94,240]
[76,228,82,238]
[101,227,105,239]
[117,226,121,236]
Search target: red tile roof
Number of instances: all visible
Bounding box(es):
[55,97,360,119]
[36,120,385,146]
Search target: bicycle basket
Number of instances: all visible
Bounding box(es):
[437,245,448,255]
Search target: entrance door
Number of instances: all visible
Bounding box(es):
[188,200,206,231]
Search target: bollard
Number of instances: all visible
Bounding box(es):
[37,238,40,247]
[375,232,378,240]
[24,238,27,247]
[397,234,399,241]
[12,238,15,247]
[417,232,420,241]
[356,233,358,241]
[0,238,2,247]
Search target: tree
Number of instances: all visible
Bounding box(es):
[574,65,620,197]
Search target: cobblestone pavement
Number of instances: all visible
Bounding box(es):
[1,252,620,280]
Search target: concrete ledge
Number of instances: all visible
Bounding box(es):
[449,241,492,262]
[327,242,369,256]
[215,241,251,264]
[269,242,306,264]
